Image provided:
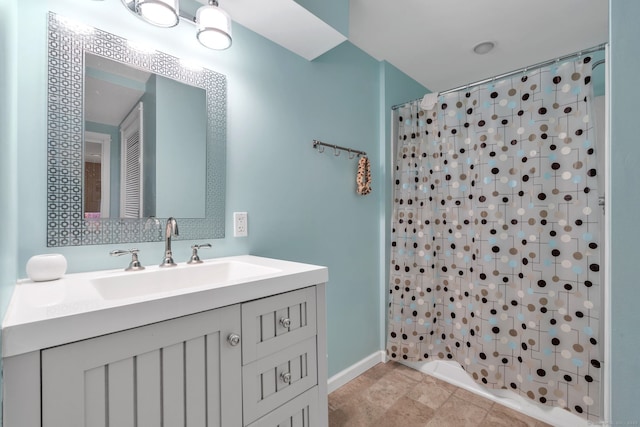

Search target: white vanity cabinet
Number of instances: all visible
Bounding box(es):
[2,256,328,427]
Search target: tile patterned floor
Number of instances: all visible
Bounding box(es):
[328,361,553,427]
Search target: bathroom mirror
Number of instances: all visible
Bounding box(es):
[46,13,226,246]
[84,53,207,220]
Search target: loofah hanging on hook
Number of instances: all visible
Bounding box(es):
[356,156,372,195]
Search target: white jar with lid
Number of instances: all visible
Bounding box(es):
[26,254,68,282]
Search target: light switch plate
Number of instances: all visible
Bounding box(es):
[233,212,248,237]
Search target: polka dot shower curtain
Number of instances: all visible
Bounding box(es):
[387,57,602,421]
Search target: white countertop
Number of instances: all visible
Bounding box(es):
[2,255,328,358]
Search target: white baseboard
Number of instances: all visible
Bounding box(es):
[327,351,386,393]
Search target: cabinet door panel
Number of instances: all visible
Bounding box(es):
[42,305,242,427]
[109,358,136,427]
[84,366,106,427]
[137,350,162,427]
[162,342,185,426]
[185,336,207,427]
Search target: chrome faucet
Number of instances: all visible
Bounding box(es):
[160,217,179,267]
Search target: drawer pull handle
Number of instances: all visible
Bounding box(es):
[280,372,292,384]
[227,333,241,347]
[279,317,291,328]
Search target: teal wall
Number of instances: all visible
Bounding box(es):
[155,76,207,218]
[225,37,384,374]
[1,0,425,406]
[610,0,640,423]
[378,61,431,348]
[0,0,18,425]
[294,0,349,36]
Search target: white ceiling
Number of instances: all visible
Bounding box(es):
[84,53,149,126]
[217,0,608,93]
[220,0,347,61]
[85,1,609,101]
[348,0,609,92]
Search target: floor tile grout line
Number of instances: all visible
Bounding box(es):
[476,402,494,427]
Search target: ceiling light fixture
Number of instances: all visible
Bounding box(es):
[196,0,233,50]
[473,41,495,55]
[121,0,233,50]
[135,0,180,28]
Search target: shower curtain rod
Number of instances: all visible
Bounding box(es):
[392,42,607,110]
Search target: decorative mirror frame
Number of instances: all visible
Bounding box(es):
[46,12,226,247]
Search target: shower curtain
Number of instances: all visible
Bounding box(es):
[387,56,602,421]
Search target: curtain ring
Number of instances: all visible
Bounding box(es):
[318,145,325,153]
[348,149,356,160]
[333,145,340,156]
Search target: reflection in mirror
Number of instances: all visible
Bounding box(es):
[84,131,111,218]
[84,53,207,219]
[47,12,226,247]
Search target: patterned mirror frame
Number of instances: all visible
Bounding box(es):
[46,12,226,247]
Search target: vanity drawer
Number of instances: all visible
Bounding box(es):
[242,337,318,425]
[246,386,319,427]
[242,286,316,364]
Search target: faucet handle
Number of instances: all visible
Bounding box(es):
[110,248,145,271]
[187,243,211,264]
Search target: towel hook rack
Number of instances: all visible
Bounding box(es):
[312,139,366,158]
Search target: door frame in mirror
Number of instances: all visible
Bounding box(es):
[84,130,111,218]
[46,12,226,246]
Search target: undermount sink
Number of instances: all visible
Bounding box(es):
[92,260,281,300]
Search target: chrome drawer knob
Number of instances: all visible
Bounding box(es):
[227,333,241,346]
[279,317,291,328]
[280,372,292,384]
